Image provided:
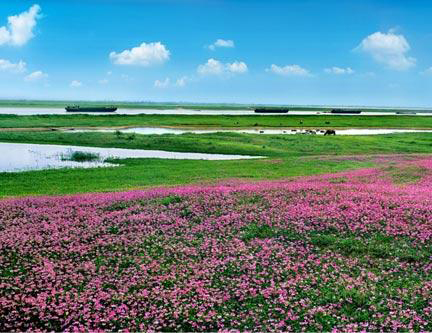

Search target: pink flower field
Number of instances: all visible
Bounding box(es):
[1,156,432,331]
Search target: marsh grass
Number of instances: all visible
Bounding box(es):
[2,131,432,197]
[61,150,101,162]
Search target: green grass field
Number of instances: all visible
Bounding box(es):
[2,114,432,129]
[2,131,432,197]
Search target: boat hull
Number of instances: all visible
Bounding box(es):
[330,109,361,114]
[254,108,289,113]
[65,106,117,112]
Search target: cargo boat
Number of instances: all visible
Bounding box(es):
[396,111,416,115]
[254,108,289,113]
[331,109,361,114]
[65,106,117,112]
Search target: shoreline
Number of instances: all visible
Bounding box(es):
[3,125,432,132]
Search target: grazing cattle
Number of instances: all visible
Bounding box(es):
[324,130,336,136]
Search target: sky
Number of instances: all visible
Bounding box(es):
[1,0,432,107]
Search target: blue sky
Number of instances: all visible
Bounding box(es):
[1,0,432,106]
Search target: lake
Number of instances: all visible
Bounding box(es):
[0,142,262,173]
[68,127,432,136]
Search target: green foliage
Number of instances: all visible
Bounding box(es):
[160,195,183,206]
[241,223,303,242]
[103,201,135,212]
[310,232,432,262]
[61,150,100,162]
[3,113,432,129]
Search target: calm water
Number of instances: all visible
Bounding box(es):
[69,127,432,136]
[1,107,432,116]
[0,142,262,173]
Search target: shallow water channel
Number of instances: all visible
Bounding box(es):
[0,142,262,173]
[69,127,432,136]
[2,107,432,116]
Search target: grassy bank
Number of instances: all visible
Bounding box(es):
[2,131,432,156]
[2,114,432,129]
[2,131,432,197]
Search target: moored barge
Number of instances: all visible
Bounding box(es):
[65,105,117,112]
[330,108,362,114]
[254,108,289,113]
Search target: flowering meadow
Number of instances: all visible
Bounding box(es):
[1,156,432,332]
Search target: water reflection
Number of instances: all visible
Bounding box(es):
[69,127,432,136]
[0,143,262,173]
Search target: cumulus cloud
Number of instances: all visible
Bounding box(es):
[324,66,354,75]
[208,39,235,51]
[267,64,310,76]
[356,31,416,70]
[154,78,170,88]
[70,80,82,88]
[24,70,47,81]
[197,58,224,75]
[0,59,26,73]
[0,4,41,46]
[197,58,248,76]
[98,79,109,84]
[110,42,170,66]
[226,61,248,74]
[175,76,188,87]
[153,76,190,88]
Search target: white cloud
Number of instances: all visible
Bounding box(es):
[154,78,170,88]
[226,61,248,74]
[109,42,170,66]
[107,71,112,76]
[197,58,248,76]
[24,70,47,81]
[0,4,41,46]
[198,58,224,75]
[356,31,416,70]
[267,64,311,76]
[70,80,82,88]
[0,59,26,73]
[175,76,188,87]
[208,39,235,51]
[153,76,190,88]
[98,79,109,84]
[324,66,354,75]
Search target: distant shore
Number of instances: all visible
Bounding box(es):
[0,99,431,113]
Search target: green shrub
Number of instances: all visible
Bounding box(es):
[61,150,100,162]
